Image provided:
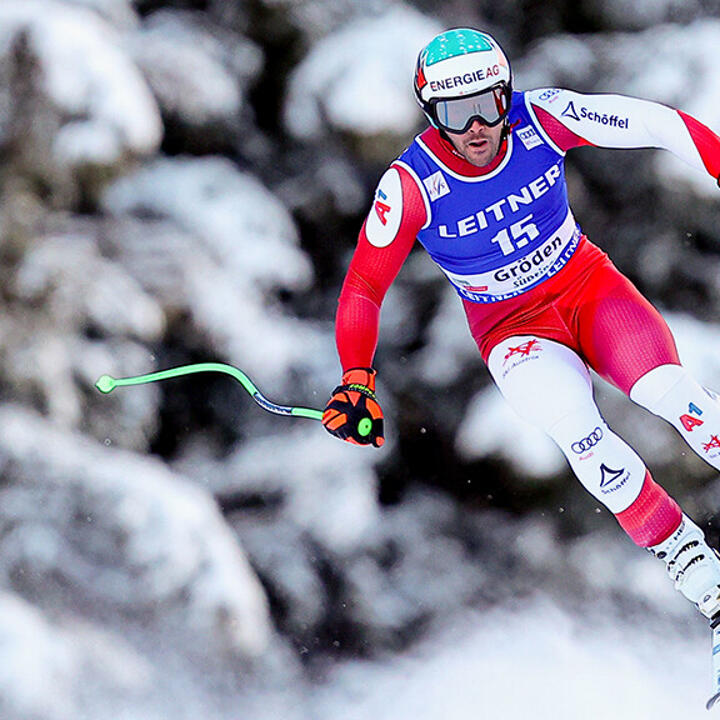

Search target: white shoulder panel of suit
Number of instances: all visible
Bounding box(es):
[526,87,707,174]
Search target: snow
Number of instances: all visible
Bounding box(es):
[102,156,334,384]
[0,0,162,166]
[128,10,262,128]
[314,600,709,720]
[0,592,80,720]
[595,0,705,30]
[178,424,382,554]
[259,0,402,40]
[456,384,566,478]
[414,285,483,385]
[14,234,165,340]
[59,0,139,29]
[516,20,720,197]
[4,229,164,431]
[284,5,441,139]
[1,3,720,719]
[667,312,720,389]
[0,404,273,660]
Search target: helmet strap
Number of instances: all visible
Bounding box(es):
[500,117,510,142]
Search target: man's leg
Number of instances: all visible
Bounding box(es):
[488,335,679,538]
[572,257,720,469]
[488,335,720,618]
[571,262,720,616]
[630,365,720,470]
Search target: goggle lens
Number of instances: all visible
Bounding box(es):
[433,86,509,132]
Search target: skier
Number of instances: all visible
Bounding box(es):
[321,28,720,621]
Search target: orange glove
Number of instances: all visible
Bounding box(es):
[322,368,385,447]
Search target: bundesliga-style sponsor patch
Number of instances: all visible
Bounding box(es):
[423,170,450,201]
[516,125,544,150]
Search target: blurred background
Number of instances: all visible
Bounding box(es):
[1,1,720,718]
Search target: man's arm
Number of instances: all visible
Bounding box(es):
[322,162,428,447]
[526,88,720,182]
[335,163,428,370]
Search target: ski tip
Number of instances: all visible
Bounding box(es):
[95,375,117,394]
[706,692,720,711]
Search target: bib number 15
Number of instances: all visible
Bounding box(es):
[490,214,539,256]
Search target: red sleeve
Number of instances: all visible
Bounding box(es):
[336,165,427,371]
[677,110,720,182]
[530,104,594,152]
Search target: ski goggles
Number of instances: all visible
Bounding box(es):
[431,84,511,133]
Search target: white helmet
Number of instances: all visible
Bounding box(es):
[414,28,512,133]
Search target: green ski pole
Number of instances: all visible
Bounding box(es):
[95,362,324,421]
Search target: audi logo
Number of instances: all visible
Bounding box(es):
[571,427,603,454]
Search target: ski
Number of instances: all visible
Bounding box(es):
[707,617,720,710]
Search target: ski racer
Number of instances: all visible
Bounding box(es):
[321,28,720,621]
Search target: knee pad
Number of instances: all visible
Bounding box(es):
[629,363,687,415]
[630,363,720,468]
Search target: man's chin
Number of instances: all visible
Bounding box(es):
[464,148,494,167]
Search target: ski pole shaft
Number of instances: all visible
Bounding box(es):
[95,362,324,421]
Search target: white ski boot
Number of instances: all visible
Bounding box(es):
[649,514,720,620]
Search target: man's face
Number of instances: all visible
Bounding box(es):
[446,119,505,167]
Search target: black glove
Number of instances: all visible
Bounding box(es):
[322,367,385,447]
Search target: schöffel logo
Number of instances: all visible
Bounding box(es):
[571,427,603,454]
[599,464,624,488]
[560,101,580,121]
[560,101,629,129]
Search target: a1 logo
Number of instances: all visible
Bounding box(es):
[680,401,704,432]
[374,189,391,226]
[366,167,403,248]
